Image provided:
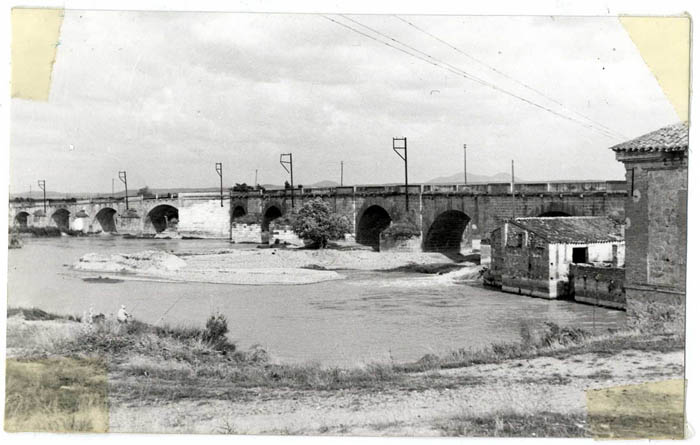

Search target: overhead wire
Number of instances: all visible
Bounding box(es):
[393,15,628,140]
[323,15,622,140]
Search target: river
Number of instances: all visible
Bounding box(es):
[7,237,627,366]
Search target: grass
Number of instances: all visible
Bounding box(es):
[8,307,81,322]
[4,357,109,432]
[437,411,588,437]
[5,303,685,434]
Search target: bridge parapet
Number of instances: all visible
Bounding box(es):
[226,180,627,200]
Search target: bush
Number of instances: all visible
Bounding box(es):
[538,322,589,347]
[381,220,421,241]
[204,313,229,344]
[232,213,260,225]
[291,198,352,248]
[628,300,684,335]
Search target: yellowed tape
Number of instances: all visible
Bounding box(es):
[11,8,65,101]
[619,16,691,122]
[586,378,686,439]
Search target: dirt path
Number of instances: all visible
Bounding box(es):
[108,349,684,435]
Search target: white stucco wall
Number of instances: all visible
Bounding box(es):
[178,199,230,238]
[548,241,624,297]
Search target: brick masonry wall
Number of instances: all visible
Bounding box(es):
[501,225,552,298]
[269,224,304,246]
[647,168,687,289]
[379,235,422,252]
[570,264,625,309]
[231,223,262,243]
[616,152,688,299]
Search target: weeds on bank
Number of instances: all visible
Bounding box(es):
[436,411,588,437]
[8,307,81,322]
[7,300,685,406]
[4,357,109,432]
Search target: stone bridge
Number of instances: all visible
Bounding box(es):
[8,192,230,238]
[231,180,627,251]
[9,181,627,251]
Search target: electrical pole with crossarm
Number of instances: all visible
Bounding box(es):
[280,153,294,208]
[393,137,408,212]
[215,162,223,207]
[118,171,128,209]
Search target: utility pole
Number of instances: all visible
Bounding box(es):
[393,137,409,212]
[340,161,344,186]
[215,162,223,207]
[118,171,129,209]
[463,144,468,185]
[511,160,515,219]
[29,184,32,200]
[280,153,294,207]
[112,178,115,198]
[37,180,46,213]
[255,169,258,187]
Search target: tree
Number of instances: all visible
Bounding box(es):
[233,183,254,192]
[137,186,153,197]
[291,198,352,248]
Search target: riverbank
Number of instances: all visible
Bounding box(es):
[5,307,684,437]
[72,247,473,285]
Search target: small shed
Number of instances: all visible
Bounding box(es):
[488,217,624,299]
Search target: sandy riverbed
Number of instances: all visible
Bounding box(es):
[72,247,463,285]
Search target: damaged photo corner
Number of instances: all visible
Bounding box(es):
[1,0,696,443]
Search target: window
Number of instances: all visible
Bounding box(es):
[515,233,523,248]
[506,232,524,248]
[572,247,588,264]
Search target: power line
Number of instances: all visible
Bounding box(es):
[324,15,621,140]
[393,15,628,140]
[336,14,620,140]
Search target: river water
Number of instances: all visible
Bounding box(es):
[7,237,626,366]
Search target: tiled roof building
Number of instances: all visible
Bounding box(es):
[508,216,624,244]
[610,121,688,153]
[487,217,624,300]
[611,122,688,312]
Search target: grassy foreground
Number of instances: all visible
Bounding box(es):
[4,303,685,436]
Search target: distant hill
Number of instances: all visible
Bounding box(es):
[308,180,340,188]
[426,171,520,184]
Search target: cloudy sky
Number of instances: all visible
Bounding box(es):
[10,11,679,193]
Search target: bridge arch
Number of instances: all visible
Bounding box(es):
[262,205,283,231]
[423,210,471,253]
[533,202,577,218]
[95,207,118,233]
[51,208,70,231]
[538,211,572,217]
[357,205,392,249]
[147,204,179,233]
[231,204,247,220]
[14,211,30,228]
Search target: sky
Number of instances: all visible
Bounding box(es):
[10,11,680,194]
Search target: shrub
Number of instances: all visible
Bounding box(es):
[204,313,229,344]
[537,322,589,347]
[381,220,421,241]
[291,198,352,248]
[232,213,260,225]
[628,300,684,335]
